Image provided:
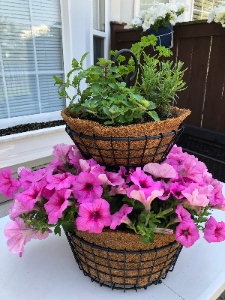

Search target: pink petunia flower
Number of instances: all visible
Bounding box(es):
[72,172,103,202]
[182,183,210,207]
[9,199,31,220]
[130,168,154,192]
[67,145,83,168]
[79,158,105,176]
[4,217,51,257]
[108,183,128,196]
[204,216,225,243]
[0,168,20,198]
[19,167,51,190]
[175,220,200,247]
[110,204,133,230]
[45,173,76,191]
[48,158,67,173]
[158,180,172,200]
[16,182,44,210]
[52,143,74,164]
[175,204,191,222]
[76,198,111,233]
[143,162,177,179]
[44,189,72,224]
[170,182,186,199]
[208,179,225,207]
[128,185,163,213]
[98,171,124,187]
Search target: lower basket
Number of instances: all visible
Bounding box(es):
[65,230,182,291]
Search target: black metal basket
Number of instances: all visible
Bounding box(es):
[65,231,183,291]
[65,124,184,169]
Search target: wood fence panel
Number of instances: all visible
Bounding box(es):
[110,21,225,134]
[176,35,212,127]
[202,35,225,132]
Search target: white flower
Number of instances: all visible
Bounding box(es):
[130,17,143,28]
[208,3,225,26]
[129,2,187,31]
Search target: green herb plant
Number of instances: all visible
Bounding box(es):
[54,34,186,125]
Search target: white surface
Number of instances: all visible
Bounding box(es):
[0,126,71,168]
[0,183,225,300]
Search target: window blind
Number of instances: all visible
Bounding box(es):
[139,0,169,11]
[0,0,65,119]
[193,0,222,20]
[93,0,105,32]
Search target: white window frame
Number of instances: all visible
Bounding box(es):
[92,0,110,63]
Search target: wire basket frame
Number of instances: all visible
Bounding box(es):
[65,231,183,291]
[65,124,184,168]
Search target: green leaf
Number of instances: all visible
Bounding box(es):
[62,221,75,232]
[53,75,63,85]
[140,235,150,244]
[147,110,160,122]
[80,52,89,66]
[54,225,61,236]
[72,58,79,68]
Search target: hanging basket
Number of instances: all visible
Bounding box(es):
[65,229,182,290]
[146,24,173,49]
[61,107,190,168]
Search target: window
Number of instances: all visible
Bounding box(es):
[0,0,65,122]
[93,0,109,64]
[139,0,169,11]
[193,0,222,20]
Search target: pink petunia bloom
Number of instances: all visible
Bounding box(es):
[4,217,51,257]
[128,171,163,197]
[143,162,177,179]
[108,183,128,196]
[158,180,172,200]
[45,173,76,191]
[0,168,20,198]
[170,182,186,199]
[48,158,67,173]
[44,189,72,224]
[204,216,225,243]
[72,172,103,202]
[19,167,51,190]
[16,182,44,210]
[98,171,124,187]
[175,220,200,247]
[130,167,153,187]
[182,183,210,207]
[67,145,83,168]
[128,185,163,213]
[76,198,111,233]
[175,204,191,222]
[208,179,225,207]
[110,204,133,230]
[9,199,31,220]
[178,155,207,183]
[52,143,73,164]
[79,158,105,175]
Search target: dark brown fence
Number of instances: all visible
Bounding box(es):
[110,21,225,182]
[110,20,225,135]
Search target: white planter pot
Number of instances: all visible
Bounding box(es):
[0,126,71,168]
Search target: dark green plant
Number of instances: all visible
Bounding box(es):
[129,35,187,119]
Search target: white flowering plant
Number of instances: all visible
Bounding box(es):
[129,2,188,32]
[208,2,225,27]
